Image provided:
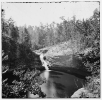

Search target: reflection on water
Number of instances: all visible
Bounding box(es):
[41,70,50,80]
[29,70,85,98]
[40,70,57,98]
[40,70,85,98]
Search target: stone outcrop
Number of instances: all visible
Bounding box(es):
[71,88,94,98]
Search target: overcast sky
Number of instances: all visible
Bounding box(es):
[2,2,99,27]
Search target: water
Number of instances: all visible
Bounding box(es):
[29,70,85,98]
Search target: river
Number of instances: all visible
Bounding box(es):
[29,69,85,98]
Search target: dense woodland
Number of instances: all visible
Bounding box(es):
[2,8,100,98]
[2,8,100,51]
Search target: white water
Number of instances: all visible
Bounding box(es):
[39,52,55,97]
[40,54,49,70]
[28,53,50,98]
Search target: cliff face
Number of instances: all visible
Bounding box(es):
[35,41,92,70]
[35,39,98,79]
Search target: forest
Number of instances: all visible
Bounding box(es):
[2,8,100,98]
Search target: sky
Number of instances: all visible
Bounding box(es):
[1,2,99,27]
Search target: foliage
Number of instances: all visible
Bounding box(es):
[2,8,100,98]
[70,8,100,98]
[2,65,46,98]
[75,41,100,98]
[2,38,45,98]
[84,75,100,98]
[83,48,100,98]
[2,8,100,51]
[2,9,45,98]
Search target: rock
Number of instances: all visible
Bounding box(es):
[28,92,39,98]
[71,88,87,98]
[71,88,94,98]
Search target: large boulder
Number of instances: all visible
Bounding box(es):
[71,88,94,98]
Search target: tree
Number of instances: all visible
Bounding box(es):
[23,27,31,48]
[8,18,19,41]
[1,9,10,35]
